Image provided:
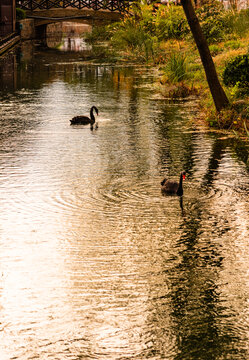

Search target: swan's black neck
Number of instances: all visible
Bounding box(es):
[176,173,184,196]
[90,106,98,122]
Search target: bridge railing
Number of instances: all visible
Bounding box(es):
[16,0,133,13]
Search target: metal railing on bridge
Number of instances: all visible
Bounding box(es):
[16,0,133,13]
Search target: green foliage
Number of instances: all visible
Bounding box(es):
[111,19,158,62]
[135,3,156,35]
[107,4,190,62]
[111,3,189,52]
[16,8,26,20]
[224,39,241,50]
[209,44,221,56]
[196,1,233,43]
[223,55,249,88]
[154,5,189,40]
[231,9,249,37]
[111,23,142,50]
[164,52,188,83]
[85,25,113,43]
[108,5,161,62]
[244,120,249,138]
[229,82,249,99]
[86,1,249,74]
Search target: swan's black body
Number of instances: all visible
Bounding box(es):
[70,106,99,130]
[161,171,186,196]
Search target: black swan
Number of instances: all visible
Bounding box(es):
[161,171,186,196]
[70,106,99,130]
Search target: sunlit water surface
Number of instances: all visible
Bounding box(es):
[0,44,249,360]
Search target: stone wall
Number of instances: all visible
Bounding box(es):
[19,19,35,40]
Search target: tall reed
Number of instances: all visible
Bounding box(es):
[164,52,188,83]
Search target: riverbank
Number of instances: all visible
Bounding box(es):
[155,34,249,135]
[86,3,249,136]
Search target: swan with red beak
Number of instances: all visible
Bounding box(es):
[161,171,186,196]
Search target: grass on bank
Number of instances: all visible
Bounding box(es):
[86,2,249,134]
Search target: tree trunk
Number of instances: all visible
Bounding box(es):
[181,0,229,112]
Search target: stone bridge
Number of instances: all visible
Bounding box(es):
[17,0,133,40]
[17,0,133,26]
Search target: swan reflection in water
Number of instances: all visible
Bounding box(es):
[179,196,185,216]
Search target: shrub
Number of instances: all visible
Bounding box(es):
[223,55,249,87]
[112,23,145,49]
[111,21,158,62]
[232,9,249,37]
[229,82,249,99]
[209,44,221,56]
[16,8,26,20]
[224,40,241,50]
[154,5,189,40]
[196,1,233,43]
[85,25,113,43]
[136,3,156,35]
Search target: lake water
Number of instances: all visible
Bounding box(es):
[0,42,249,360]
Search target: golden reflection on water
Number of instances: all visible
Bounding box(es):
[0,47,249,359]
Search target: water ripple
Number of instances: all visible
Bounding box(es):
[0,55,249,360]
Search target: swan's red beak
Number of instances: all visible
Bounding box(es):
[182,174,186,180]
